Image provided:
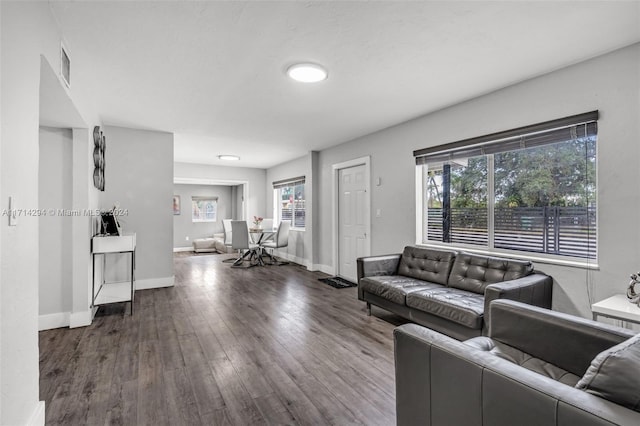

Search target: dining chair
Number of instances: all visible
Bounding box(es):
[221,219,236,263]
[260,220,290,265]
[231,220,262,267]
[258,218,275,243]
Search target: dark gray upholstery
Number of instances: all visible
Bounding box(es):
[397,246,455,285]
[394,300,640,426]
[489,299,632,376]
[465,336,581,386]
[448,252,533,293]
[359,276,443,305]
[576,333,640,412]
[407,287,484,329]
[357,246,552,338]
[357,253,401,301]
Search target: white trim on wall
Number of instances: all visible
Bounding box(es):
[136,275,175,290]
[69,310,92,328]
[311,263,335,275]
[173,247,193,252]
[26,401,46,426]
[273,250,309,269]
[38,312,70,331]
[331,156,371,277]
[39,309,96,330]
[415,164,423,245]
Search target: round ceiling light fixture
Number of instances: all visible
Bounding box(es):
[218,154,240,161]
[286,63,328,83]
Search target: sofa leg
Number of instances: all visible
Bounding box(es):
[366,302,371,316]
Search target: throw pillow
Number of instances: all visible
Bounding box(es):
[576,333,640,411]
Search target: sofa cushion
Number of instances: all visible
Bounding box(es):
[406,287,484,329]
[360,276,444,305]
[465,336,580,386]
[193,238,217,250]
[576,333,640,412]
[397,246,456,286]
[448,252,533,294]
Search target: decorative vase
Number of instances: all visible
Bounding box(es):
[626,273,640,306]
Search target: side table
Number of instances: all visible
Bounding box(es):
[591,294,640,326]
[92,233,136,315]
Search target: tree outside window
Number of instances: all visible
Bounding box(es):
[422,131,596,260]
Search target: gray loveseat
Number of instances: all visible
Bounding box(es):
[394,299,640,426]
[357,246,552,339]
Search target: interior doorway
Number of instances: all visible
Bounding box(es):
[38,56,91,330]
[333,157,371,282]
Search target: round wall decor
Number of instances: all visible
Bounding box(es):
[93,126,105,191]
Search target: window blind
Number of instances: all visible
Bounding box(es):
[272,176,305,189]
[191,196,219,201]
[414,111,598,165]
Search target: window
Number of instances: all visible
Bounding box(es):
[273,176,305,228]
[192,197,218,222]
[416,111,598,261]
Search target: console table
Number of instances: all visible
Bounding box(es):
[592,294,640,327]
[92,233,136,315]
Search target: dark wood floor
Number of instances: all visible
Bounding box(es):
[39,253,406,425]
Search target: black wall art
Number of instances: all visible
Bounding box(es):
[93,126,105,191]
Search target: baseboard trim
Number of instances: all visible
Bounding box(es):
[136,275,175,290]
[310,263,334,275]
[173,247,193,252]
[269,252,333,275]
[273,251,306,267]
[70,310,92,328]
[39,312,70,331]
[27,401,45,426]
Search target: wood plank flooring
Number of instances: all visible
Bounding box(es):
[39,253,406,425]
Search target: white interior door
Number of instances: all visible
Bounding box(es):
[338,164,369,281]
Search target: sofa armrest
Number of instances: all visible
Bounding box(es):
[483,272,553,331]
[394,322,640,426]
[488,299,635,376]
[394,323,494,426]
[356,254,401,300]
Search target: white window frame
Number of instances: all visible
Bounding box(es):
[414,112,598,269]
[274,183,305,230]
[191,197,218,223]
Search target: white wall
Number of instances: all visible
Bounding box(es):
[0,2,100,424]
[173,184,232,248]
[39,127,73,317]
[102,126,174,287]
[174,162,267,221]
[315,43,640,318]
[265,153,317,268]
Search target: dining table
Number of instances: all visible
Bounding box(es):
[249,227,277,265]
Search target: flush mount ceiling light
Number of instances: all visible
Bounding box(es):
[286,63,328,83]
[218,155,240,161]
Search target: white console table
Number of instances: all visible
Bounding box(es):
[592,294,640,326]
[92,233,136,315]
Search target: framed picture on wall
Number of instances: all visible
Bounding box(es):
[173,195,181,215]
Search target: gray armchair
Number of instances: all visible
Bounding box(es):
[394,299,640,426]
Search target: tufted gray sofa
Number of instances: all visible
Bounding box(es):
[394,300,640,426]
[357,246,552,339]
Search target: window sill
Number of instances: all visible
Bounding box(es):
[415,242,599,270]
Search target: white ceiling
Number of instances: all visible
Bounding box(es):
[50,1,640,169]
